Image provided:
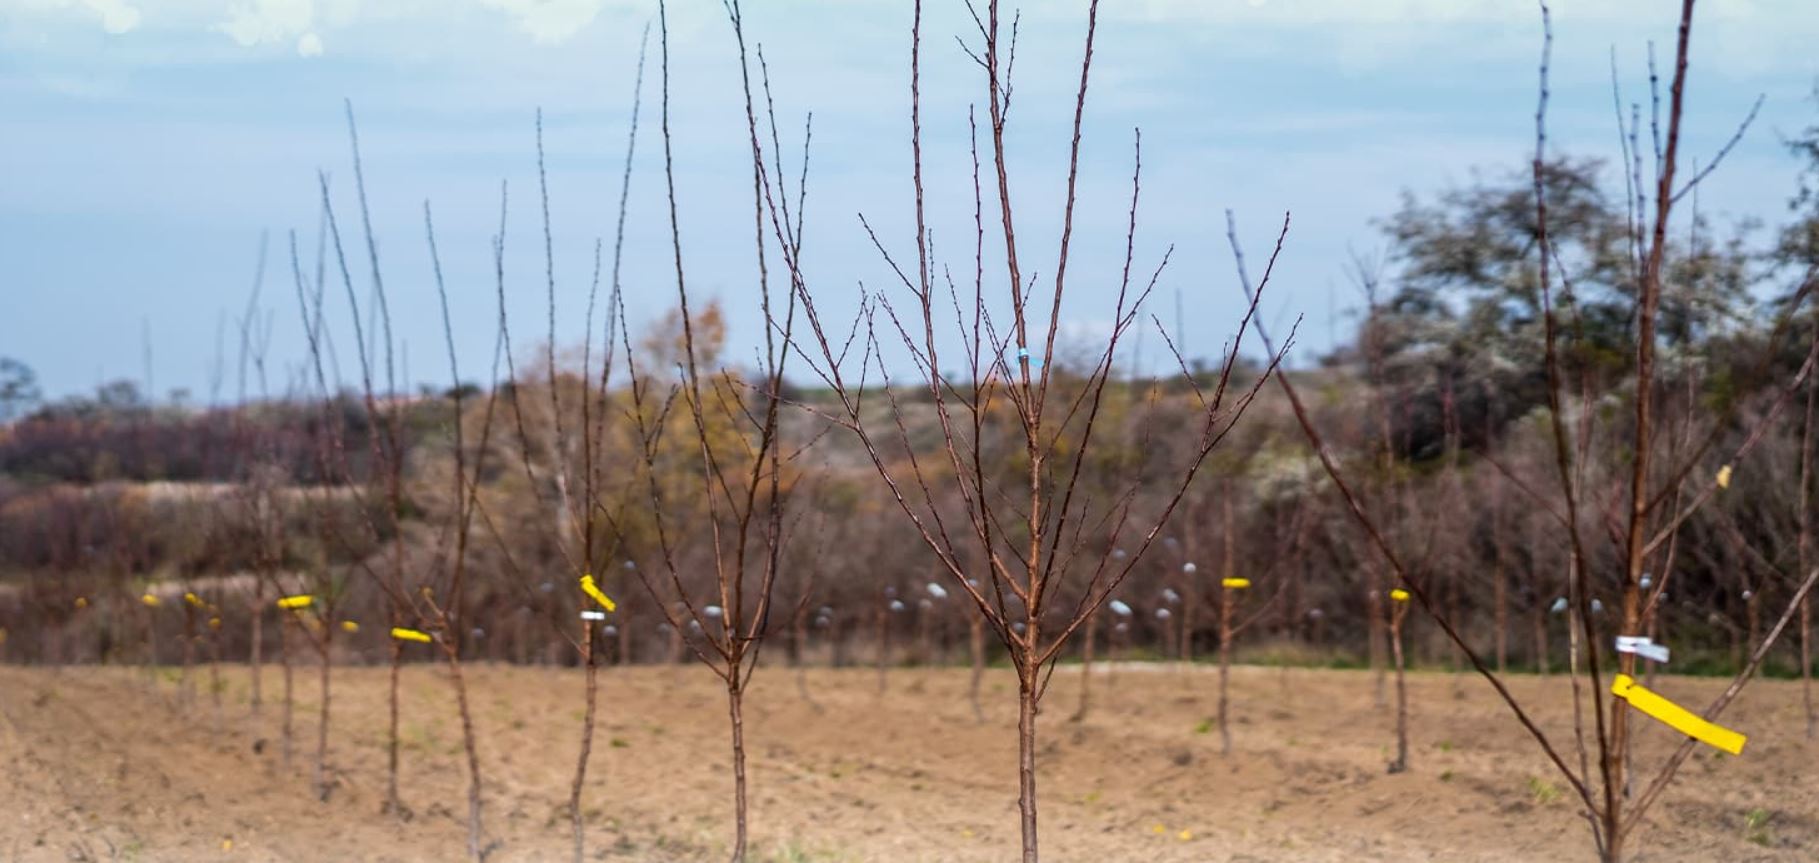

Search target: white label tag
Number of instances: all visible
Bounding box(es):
[1615,635,1669,664]
[580,610,607,621]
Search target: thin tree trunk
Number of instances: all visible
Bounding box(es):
[385,635,405,816]
[793,630,820,713]
[1804,599,1814,740]
[1646,612,1661,689]
[1071,611,1094,722]
[1219,589,1234,756]
[1369,571,1387,708]
[315,646,331,801]
[1219,494,1236,755]
[968,615,986,723]
[445,647,485,861]
[143,602,156,692]
[1494,561,1508,675]
[1388,606,1409,774]
[182,603,196,710]
[726,677,750,863]
[250,597,264,715]
[571,625,598,863]
[209,621,223,735]
[1016,666,1039,863]
[875,607,890,695]
[281,616,295,767]
[1179,583,1196,665]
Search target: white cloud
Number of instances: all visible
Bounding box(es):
[216,0,315,48]
[476,0,607,43]
[83,0,142,34]
[296,30,321,56]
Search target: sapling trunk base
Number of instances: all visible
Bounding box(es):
[1016,667,1039,863]
[383,636,407,818]
[1071,612,1095,723]
[570,624,599,863]
[443,645,486,861]
[968,616,986,724]
[1387,597,1410,774]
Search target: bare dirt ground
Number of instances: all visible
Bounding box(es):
[2,661,1814,861]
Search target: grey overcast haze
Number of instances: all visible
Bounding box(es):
[3,0,1817,401]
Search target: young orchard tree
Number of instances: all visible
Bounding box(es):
[1209,488,1298,756]
[287,213,363,805]
[1241,3,1819,859]
[311,105,517,859]
[481,48,648,859]
[753,2,1285,858]
[608,5,807,860]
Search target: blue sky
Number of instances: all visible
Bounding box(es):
[3,0,1816,402]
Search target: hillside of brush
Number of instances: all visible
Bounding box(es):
[0,336,1808,677]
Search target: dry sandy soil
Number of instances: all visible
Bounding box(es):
[1,661,1814,861]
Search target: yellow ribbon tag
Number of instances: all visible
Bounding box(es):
[1222,577,1251,590]
[340,620,359,633]
[1611,673,1746,755]
[1389,588,1411,602]
[579,574,617,612]
[1716,464,1733,489]
[141,593,161,608]
[391,627,432,643]
[277,595,314,610]
[184,592,205,608]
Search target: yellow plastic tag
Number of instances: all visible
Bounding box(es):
[209,617,222,630]
[579,574,617,612]
[277,595,314,610]
[141,593,161,608]
[74,597,88,609]
[391,627,432,643]
[1389,588,1410,602]
[1716,464,1733,489]
[1611,674,1746,755]
[340,620,359,633]
[184,591,204,608]
[1222,577,1251,589]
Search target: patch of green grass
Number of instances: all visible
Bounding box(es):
[1744,808,1774,847]
[403,721,438,752]
[1527,776,1561,806]
[1439,770,1454,782]
[1436,740,1454,753]
[765,840,847,863]
[610,737,629,749]
[1194,718,1214,735]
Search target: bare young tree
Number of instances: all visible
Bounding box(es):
[480,37,648,858]
[603,4,807,860]
[1239,3,1819,859]
[749,2,1285,858]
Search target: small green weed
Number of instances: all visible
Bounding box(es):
[1527,776,1560,806]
